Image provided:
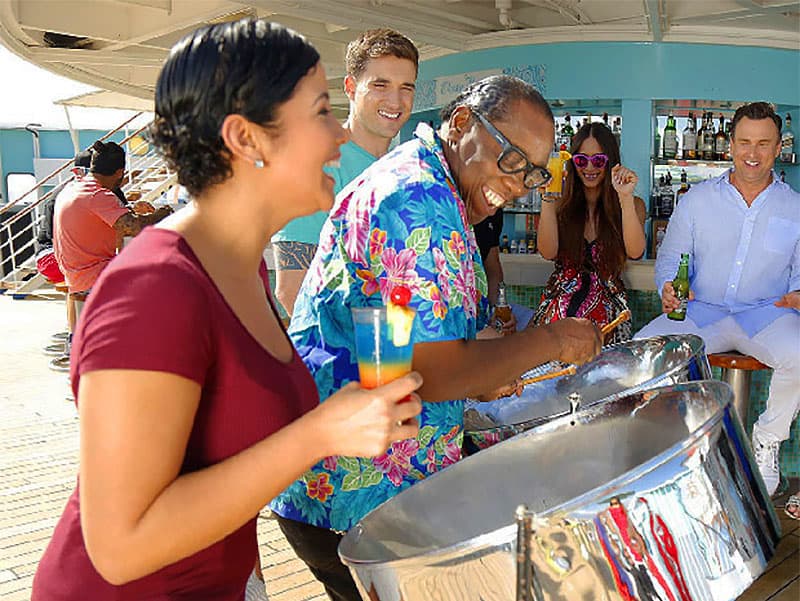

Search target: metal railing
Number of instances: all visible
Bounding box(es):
[0,116,177,292]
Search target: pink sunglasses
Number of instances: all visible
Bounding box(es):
[572,153,609,169]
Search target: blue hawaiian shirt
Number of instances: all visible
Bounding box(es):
[270,123,488,531]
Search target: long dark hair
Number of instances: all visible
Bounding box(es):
[148,19,320,197]
[557,122,626,279]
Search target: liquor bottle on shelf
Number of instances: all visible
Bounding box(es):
[501,234,510,253]
[602,112,609,128]
[653,120,661,158]
[701,112,715,160]
[675,170,690,206]
[651,176,664,217]
[663,112,678,159]
[660,172,674,217]
[560,113,574,149]
[781,114,794,163]
[724,121,732,160]
[780,170,786,183]
[696,114,707,161]
[612,117,622,147]
[682,112,697,160]
[509,239,518,254]
[714,114,727,160]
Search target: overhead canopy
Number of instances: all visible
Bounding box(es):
[55,89,153,112]
[0,0,797,119]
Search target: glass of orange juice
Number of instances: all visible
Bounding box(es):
[352,306,415,389]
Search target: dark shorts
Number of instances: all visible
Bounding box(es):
[272,241,317,270]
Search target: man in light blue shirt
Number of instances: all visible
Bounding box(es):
[637,102,800,496]
[271,29,418,316]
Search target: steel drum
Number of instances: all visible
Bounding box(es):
[464,334,711,453]
[339,380,780,601]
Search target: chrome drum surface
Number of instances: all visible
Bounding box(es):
[464,334,711,452]
[340,381,780,601]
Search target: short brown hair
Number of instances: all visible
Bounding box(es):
[344,28,419,80]
[730,102,782,140]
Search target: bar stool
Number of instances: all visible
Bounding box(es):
[708,351,771,424]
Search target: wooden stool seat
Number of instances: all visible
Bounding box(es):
[708,351,769,372]
[708,351,771,424]
[54,282,69,294]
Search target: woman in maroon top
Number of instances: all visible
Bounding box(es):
[32,19,422,600]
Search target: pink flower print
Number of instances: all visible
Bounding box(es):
[441,440,462,468]
[429,285,447,319]
[372,439,420,486]
[343,192,374,266]
[355,268,380,297]
[322,456,338,471]
[425,447,437,473]
[433,247,447,273]
[369,228,387,257]
[448,231,466,256]
[378,247,419,298]
[329,188,353,221]
[306,473,334,503]
[433,248,451,298]
[453,268,477,318]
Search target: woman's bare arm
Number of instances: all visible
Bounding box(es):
[79,369,422,585]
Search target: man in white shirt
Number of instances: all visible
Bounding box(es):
[637,102,800,496]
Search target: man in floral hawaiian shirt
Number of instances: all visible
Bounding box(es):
[271,75,602,601]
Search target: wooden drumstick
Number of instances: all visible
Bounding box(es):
[520,364,577,386]
[601,309,632,337]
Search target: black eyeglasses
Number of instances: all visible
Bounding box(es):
[472,111,552,189]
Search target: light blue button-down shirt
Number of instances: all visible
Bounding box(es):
[655,170,800,337]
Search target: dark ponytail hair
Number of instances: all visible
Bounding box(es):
[89,140,125,175]
[148,19,320,197]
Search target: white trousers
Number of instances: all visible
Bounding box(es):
[636,313,800,442]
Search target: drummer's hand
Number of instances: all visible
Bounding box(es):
[775,290,800,310]
[500,312,517,335]
[315,373,423,457]
[131,200,155,215]
[477,325,502,340]
[661,281,695,313]
[476,378,523,402]
[547,318,602,365]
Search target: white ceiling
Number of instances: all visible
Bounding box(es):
[1,0,798,115]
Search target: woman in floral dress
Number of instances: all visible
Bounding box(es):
[534,122,647,344]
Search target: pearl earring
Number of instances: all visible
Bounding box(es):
[254,159,264,169]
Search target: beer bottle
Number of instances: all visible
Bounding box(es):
[667,253,690,321]
[493,282,513,332]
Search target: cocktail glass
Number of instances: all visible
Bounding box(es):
[352,306,415,389]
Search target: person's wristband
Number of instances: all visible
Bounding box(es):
[541,196,559,203]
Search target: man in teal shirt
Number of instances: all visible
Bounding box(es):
[271,28,419,316]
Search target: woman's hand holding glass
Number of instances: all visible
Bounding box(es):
[312,374,423,457]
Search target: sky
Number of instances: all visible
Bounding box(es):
[0,45,152,131]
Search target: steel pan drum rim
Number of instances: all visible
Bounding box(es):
[340,523,518,569]
[341,380,731,570]
[464,333,709,436]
